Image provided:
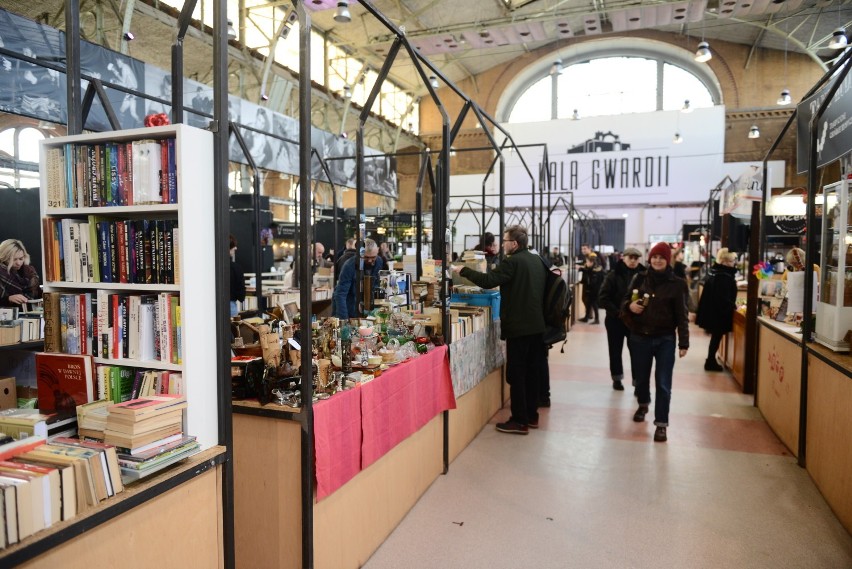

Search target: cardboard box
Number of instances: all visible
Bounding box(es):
[0,377,16,410]
[0,323,20,346]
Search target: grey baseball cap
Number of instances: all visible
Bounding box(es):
[623,247,642,257]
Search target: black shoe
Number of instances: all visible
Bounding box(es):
[704,359,724,372]
[613,380,625,391]
[633,405,649,422]
[579,317,590,322]
[496,421,529,435]
[528,414,540,429]
[654,426,667,442]
[592,320,600,325]
[537,398,551,408]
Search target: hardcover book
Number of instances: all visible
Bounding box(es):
[35,353,95,414]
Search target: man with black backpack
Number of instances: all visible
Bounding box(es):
[452,225,547,435]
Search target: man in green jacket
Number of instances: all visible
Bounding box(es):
[452,225,547,435]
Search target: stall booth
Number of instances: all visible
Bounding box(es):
[754,51,852,537]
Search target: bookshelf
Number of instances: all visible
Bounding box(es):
[38,124,218,452]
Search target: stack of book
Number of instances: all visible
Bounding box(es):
[0,409,79,441]
[104,394,187,457]
[115,435,199,481]
[76,400,111,440]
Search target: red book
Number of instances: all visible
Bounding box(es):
[0,437,47,461]
[116,221,127,284]
[35,353,95,414]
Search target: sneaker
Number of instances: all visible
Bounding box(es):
[654,426,667,442]
[496,421,529,435]
[528,417,540,429]
[612,380,625,391]
[633,405,649,422]
[704,359,724,372]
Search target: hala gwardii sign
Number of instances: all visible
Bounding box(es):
[503,106,725,207]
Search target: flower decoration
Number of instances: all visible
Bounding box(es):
[144,113,170,127]
[752,261,773,279]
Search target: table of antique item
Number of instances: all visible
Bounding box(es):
[313,344,455,499]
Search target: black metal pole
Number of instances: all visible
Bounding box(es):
[171,0,198,125]
[65,0,82,135]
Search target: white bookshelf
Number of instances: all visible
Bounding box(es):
[38,124,219,452]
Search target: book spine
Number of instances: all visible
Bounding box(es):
[43,292,61,353]
[116,220,127,284]
[167,138,177,203]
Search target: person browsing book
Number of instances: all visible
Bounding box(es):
[0,239,40,307]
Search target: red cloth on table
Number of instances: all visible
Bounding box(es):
[360,345,456,469]
[313,384,362,500]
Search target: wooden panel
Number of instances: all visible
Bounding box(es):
[313,416,443,569]
[756,324,801,455]
[448,368,503,463]
[805,356,852,535]
[22,465,224,569]
[233,414,302,569]
[731,310,746,386]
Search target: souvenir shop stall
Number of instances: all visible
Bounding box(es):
[753,48,852,537]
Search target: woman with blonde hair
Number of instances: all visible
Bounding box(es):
[0,239,40,307]
[696,248,738,371]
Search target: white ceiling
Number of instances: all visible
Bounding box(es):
[304,0,852,95]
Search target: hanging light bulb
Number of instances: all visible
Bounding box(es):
[571,109,580,120]
[694,41,712,63]
[673,133,683,144]
[777,89,792,106]
[550,59,563,76]
[748,125,760,139]
[334,1,352,24]
[829,28,848,49]
[227,19,237,40]
[429,75,439,89]
[681,99,692,113]
[343,84,352,99]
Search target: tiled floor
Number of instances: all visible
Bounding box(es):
[363,321,852,569]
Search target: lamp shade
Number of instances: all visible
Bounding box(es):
[334,1,352,23]
[694,41,712,63]
[829,28,848,49]
[777,89,792,105]
[748,125,760,139]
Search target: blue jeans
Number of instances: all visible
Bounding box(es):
[628,333,675,427]
[230,300,239,318]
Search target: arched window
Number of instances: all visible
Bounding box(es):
[500,38,721,123]
[0,126,47,188]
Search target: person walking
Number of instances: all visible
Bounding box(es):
[622,242,689,443]
[598,247,644,390]
[579,253,604,323]
[696,248,738,371]
[452,225,546,435]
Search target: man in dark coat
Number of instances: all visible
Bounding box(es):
[452,225,546,435]
[598,247,644,390]
[696,248,739,371]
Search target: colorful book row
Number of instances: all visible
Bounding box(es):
[42,217,179,285]
[42,291,181,365]
[44,138,177,209]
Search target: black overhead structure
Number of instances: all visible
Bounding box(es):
[170,0,198,125]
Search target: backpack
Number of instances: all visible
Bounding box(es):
[540,257,572,349]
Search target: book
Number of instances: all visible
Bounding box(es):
[51,437,124,496]
[103,423,183,452]
[0,476,35,539]
[12,455,76,521]
[0,482,18,545]
[0,460,60,529]
[24,446,97,510]
[0,411,49,440]
[109,394,186,419]
[42,292,61,353]
[0,436,47,461]
[35,353,95,414]
[105,410,182,436]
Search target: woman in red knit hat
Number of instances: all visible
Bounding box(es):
[620,242,689,442]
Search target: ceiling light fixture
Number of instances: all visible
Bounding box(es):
[829,28,848,49]
[673,133,683,144]
[260,93,269,101]
[429,75,439,89]
[334,1,352,24]
[694,41,712,63]
[777,89,792,105]
[748,125,760,139]
[227,19,237,40]
[681,99,692,113]
[571,109,580,120]
[343,84,352,99]
[123,32,135,41]
[550,59,563,76]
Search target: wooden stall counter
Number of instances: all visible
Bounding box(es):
[756,317,803,456]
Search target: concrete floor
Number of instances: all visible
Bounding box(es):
[363,321,852,569]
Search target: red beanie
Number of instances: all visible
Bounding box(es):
[648,242,672,264]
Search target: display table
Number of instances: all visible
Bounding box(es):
[723,309,746,386]
[756,316,852,536]
[313,345,455,499]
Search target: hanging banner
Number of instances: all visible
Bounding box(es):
[499,106,726,207]
[720,165,763,219]
[796,70,852,173]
